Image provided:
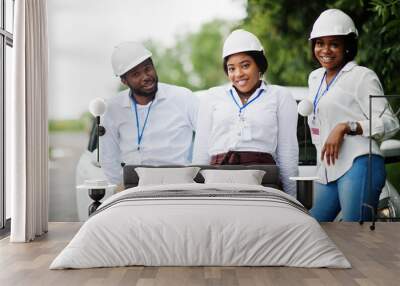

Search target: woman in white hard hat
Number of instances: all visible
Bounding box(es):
[193,29,299,197]
[305,9,399,221]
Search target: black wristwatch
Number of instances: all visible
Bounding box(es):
[347,121,358,135]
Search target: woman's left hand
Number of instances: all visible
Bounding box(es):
[321,123,348,166]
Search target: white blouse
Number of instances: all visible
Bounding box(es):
[193,81,299,196]
[307,61,399,184]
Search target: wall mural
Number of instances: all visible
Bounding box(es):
[47,0,400,223]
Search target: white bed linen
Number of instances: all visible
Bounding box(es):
[50,183,350,269]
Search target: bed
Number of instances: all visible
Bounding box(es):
[50,165,350,269]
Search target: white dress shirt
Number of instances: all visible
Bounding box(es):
[100,83,198,184]
[193,82,299,196]
[307,61,399,184]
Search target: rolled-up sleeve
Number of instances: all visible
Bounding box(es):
[355,70,399,140]
[276,91,299,197]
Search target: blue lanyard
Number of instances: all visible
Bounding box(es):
[229,87,265,116]
[129,92,154,150]
[312,70,341,117]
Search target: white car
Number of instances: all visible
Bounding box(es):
[76,87,400,222]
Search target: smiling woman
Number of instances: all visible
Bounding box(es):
[225,51,267,101]
[192,29,299,197]
[304,9,400,222]
[313,36,346,78]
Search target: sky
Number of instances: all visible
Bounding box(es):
[47,0,247,119]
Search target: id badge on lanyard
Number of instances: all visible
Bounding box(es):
[229,88,263,142]
[310,117,321,145]
[310,70,341,146]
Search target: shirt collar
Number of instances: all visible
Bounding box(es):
[228,80,267,96]
[312,61,358,81]
[121,83,166,108]
[325,61,358,81]
[324,61,357,76]
[340,61,357,72]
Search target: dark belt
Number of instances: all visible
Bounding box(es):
[210,151,276,165]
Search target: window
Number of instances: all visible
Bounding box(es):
[5,0,13,33]
[1,0,14,232]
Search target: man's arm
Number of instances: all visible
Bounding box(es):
[185,90,200,131]
[276,90,299,197]
[192,93,213,164]
[100,109,122,184]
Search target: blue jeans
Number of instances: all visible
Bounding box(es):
[310,155,386,222]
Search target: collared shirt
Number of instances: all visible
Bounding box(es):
[307,61,399,184]
[100,82,199,184]
[192,81,299,196]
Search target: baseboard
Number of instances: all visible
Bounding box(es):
[0,218,11,239]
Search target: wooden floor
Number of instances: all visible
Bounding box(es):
[0,222,399,286]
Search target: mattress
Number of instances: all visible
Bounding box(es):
[50,183,351,269]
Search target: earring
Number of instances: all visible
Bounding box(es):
[345,50,349,53]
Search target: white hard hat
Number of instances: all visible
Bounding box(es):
[222,29,264,59]
[111,42,152,76]
[309,9,358,40]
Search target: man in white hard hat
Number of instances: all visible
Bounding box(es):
[100,42,198,185]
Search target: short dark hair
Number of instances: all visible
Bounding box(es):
[223,50,268,75]
[310,33,358,65]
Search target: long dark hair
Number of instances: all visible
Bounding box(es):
[223,50,268,75]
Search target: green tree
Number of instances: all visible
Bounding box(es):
[244,0,400,95]
[187,20,231,89]
[146,19,234,91]
[244,0,400,192]
[145,39,192,89]
[243,0,324,85]
[359,0,400,95]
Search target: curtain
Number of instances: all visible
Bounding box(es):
[8,0,49,242]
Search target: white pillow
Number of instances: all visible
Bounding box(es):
[200,169,266,185]
[135,167,200,186]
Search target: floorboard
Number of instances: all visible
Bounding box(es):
[0,222,399,286]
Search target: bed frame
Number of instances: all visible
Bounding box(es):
[123,165,282,190]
